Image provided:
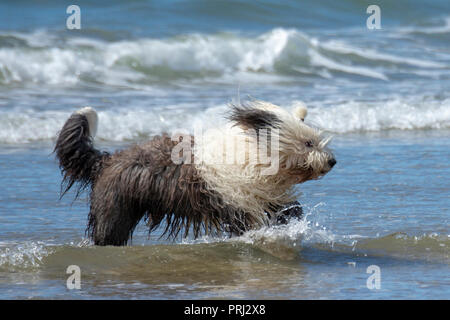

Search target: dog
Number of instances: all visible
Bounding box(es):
[54,100,335,245]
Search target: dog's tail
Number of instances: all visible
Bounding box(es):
[54,107,108,198]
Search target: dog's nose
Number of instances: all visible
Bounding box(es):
[328,158,336,168]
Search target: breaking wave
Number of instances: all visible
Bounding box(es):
[0,97,449,144]
[1,229,447,274]
[0,27,447,87]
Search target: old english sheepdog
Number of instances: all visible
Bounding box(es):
[54,100,336,245]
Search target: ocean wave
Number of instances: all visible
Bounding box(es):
[305,98,450,133]
[0,203,447,271]
[233,220,450,263]
[0,28,296,86]
[0,103,226,143]
[331,232,450,263]
[399,16,450,35]
[0,241,52,271]
[0,28,447,87]
[0,97,449,144]
[181,203,450,263]
[1,230,447,274]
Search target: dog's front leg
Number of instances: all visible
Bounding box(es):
[269,201,303,225]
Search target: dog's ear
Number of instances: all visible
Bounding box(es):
[292,101,307,122]
[229,104,281,131]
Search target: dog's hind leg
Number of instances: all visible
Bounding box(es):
[87,192,145,246]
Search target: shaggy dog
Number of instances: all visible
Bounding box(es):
[55,100,336,246]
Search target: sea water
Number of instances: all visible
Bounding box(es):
[0,0,449,299]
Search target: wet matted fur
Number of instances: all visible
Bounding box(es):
[54,101,336,246]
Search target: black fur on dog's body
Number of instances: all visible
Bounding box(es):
[86,135,261,245]
[55,111,302,245]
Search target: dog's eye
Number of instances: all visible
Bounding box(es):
[305,141,314,148]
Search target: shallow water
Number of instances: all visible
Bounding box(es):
[0,0,449,299]
[0,131,448,299]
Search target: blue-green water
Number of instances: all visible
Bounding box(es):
[0,0,449,299]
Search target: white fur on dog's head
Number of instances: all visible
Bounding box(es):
[75,106,98,138]
[236,100,334,181]
[196,99,335,217]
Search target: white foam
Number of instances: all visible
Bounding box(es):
[319,40,446,69]
[0,29,296,86]
[0,103,229,144]
[178,202,338,259]
[0,241,51,270]
[181,203,336,245]
[304,98,450,133]
[0,27,446,87]
[308,48,388,80]
[1,97,449,144]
